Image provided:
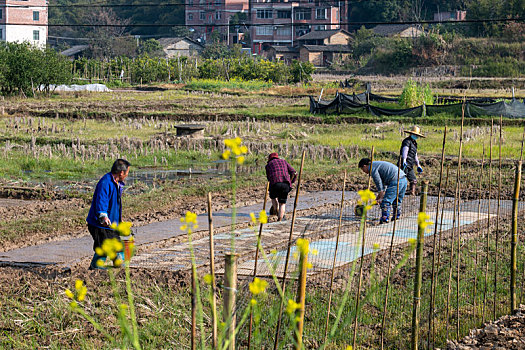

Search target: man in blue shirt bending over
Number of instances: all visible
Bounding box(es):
[86,159,131,269]
[358,158,407,224]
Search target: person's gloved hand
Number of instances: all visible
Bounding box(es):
[417,166,423,174]
[402,161,407,171]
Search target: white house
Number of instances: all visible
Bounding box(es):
[0,0,48,47]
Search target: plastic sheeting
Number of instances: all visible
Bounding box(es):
[310,92,525,118]
[46,84,112,92]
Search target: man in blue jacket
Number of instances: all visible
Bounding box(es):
[358,158,407,224]
[87,159,131,269]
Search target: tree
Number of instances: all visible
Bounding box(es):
[84,8,134,58]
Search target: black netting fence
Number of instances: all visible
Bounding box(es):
[310,92,525,118]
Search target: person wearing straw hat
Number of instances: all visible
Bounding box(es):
[399,125,425,196]
[265,152,297,221]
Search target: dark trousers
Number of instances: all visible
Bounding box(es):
[405,166,417,184]
[88,224,120,252]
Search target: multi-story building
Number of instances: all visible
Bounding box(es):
[250,0,341,54]
[186,0,248,45]
[0,0,47,47]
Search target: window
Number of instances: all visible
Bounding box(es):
[255,26,273,35]
[33,11,39,21]
[215,0,221,5]
[276,27,291,36]
[256,9,272,19]
[315,8,326,19]
[188,13,194,20]
[33,30,39,41]
[0,29,2,40]
[294,9,311,20]
[277,10,291,19]
[314,25,326,31]
[188,0,193,5]
[200,11,205,20]
[0,9,2,19]
[215,11,221,19]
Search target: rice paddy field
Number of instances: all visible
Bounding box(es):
[1,77,524,349]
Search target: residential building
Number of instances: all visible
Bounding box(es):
[264,45,298,63]
[295,29,351,46]
[250,0,341,54]
[158,37,204,57]
[185,0,247,45]
[433,10,467,22]
[299,44,351,66]
[0,0,48,46]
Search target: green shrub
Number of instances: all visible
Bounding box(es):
[399,79,434,108]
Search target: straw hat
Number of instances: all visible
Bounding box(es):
[404,125,425,138]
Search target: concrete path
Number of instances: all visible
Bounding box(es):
[0,191,349,266]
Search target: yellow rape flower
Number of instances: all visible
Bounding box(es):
[180,211,199,233]
[346,346,353,350]
[311,248,318,256]
[249,277,268,295]
[65,280,88,305]
[296,238,309,256]
[373,243,380,250]
[109,221,132,236]
[204,274,213,285]
[259,210,268,224]
[250,212,257,224]
[250,298,257,306]
[100,238,123,260]
[286,299,301,314]
[417,212,434,229]
[65,289,74,299]
[358,189,376,203]
[222,137,248,164]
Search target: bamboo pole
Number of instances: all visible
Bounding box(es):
[511,160,522,312]
[455,107,466,339]
[207,192,218,349]
[352,146,375,349]
[273,150,306,350]
[294,241,308,350]
[247,182,269,349]
[411,181,429,350]
[493,115,503,320]
[519,127,525,304]
[223,254,237,350]
[482,119,494,323]
[324,171,347,341]
[426,126,447,349]
[380,156,402,350]
[472,146,485,322]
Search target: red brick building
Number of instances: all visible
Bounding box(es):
[185,0,248,45]
[0,0,48,46]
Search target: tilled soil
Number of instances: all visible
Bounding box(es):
[446,306,525,350]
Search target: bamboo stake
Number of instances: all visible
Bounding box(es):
[380,156,402,350]
[247,182,269,349]
[455,106,466,339]
[294,241,308,350]
[482,119,494,324]
[493,115,503,320]
[352,146,375,349]
[519,127,525,304]
[207,192,218,349]
[472,146,485,322]
[411,181,429,350]
[426,126,447,349]
[511,160,522,312]
[223,254,237,350]
[324,171,347,341]
[273,150,306,350]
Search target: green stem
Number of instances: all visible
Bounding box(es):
[125,261,141,350]
[74,307,115,343]
[188,231,206,350]
[230,160,237,254]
